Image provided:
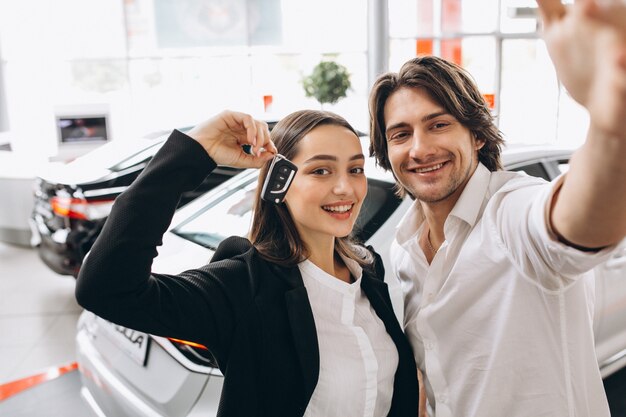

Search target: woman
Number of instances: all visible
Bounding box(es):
[75,109,419,417]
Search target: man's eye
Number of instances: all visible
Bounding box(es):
[351,167,365,174]
[433,122,450,129]
[389,132,409,141]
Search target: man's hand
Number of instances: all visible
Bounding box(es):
[187,110,277,168]
[537,0,626,138]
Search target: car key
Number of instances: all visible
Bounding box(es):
[261,154,298,204]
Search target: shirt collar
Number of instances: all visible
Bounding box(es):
[449,162,491,228]
[298,253,363,294]
[395,162,492,246]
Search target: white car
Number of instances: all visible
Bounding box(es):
[75,141,626,417]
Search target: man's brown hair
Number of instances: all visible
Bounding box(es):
[369,56,504,197]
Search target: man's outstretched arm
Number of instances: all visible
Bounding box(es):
[537,0,626,249]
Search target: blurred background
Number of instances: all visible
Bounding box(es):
[0,0,588,163]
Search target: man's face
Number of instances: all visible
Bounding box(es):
[383,86,484,205]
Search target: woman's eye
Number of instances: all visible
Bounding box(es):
[351,167,365,175]
[312,168,330,175]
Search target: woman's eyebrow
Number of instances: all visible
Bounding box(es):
[303,154,364,164]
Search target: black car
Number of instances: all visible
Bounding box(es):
[30,123,276,277]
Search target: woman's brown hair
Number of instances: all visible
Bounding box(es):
[249,110,372,267]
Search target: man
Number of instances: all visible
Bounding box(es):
[368,0,626,416]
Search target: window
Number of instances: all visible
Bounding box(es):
[499,39,559,144]
[172,173,403,250]
[1,0,369,155]
[353,179,403,243]
[388,0,582,148]
[509,162,549,180]
[173,175,258,250]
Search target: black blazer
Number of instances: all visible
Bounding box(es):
[76,130,418,417]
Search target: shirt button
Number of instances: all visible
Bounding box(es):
[424,340,434,350]
[437,394,448,403]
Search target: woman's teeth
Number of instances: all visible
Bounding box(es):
[416,162,444,173]
[322,204,352,213]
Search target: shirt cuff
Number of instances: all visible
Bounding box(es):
[544,173,610,253]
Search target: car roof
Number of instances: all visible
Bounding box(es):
[501,143,572,167]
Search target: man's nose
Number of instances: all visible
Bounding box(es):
[408,132,436,161]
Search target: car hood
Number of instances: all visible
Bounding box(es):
[36,161,112,185]
[36,137,164,185]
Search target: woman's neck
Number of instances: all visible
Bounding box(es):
[305,238,352,283]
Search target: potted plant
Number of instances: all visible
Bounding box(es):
[302,60,351,108]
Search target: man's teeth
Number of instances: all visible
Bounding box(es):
[416,163,444,173]
[323,204,352,213]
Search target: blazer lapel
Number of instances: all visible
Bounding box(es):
[271,264,320,403]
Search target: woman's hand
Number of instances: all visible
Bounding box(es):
[186,110,278,168]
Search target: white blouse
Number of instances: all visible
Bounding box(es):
[298,255,399,417]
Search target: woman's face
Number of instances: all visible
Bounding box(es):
[284,124,367,244]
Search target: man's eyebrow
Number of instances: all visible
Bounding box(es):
[385,111,450,134]
[422,111,449,122]
[303,154,365,163]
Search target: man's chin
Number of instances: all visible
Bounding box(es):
[412,186,458,204]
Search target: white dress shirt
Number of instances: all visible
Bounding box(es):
[299,255,399,417]
[393,163,620,417]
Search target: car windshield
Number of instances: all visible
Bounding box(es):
[172,176,258,249]
[171,172,402,250]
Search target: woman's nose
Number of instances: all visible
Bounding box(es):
[333,174,352,195]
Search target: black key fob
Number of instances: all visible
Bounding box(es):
[261,154,298,204]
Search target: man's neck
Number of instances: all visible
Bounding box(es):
[420,184,463,238]
[419,162,479,246]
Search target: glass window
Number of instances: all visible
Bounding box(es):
[173,175,258,250]
[555,85,589,148]
[172,173,403,250]
[390,37,496,99]
[457,37,497,95]
[499,39,559,145]
[353,179,403,243]
[126,55,255,133]
[509,162,549,180]
[388,0,423,38]
[388,0,587,149]
[500,0,540,34]
[389,0,498,37]
[448,0,498,34]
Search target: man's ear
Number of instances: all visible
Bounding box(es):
[474,135,486,151]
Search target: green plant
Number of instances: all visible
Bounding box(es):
[302,61,351,106]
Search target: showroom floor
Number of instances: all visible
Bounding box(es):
[0,241,81,385]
